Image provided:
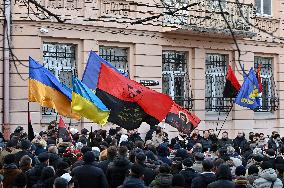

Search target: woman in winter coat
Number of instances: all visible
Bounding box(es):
[253,161,283,188]
[207,164,236,188]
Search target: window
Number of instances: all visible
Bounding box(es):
[99,46,129,75]
[162,51,192,109]
[42,43,77,115]
[255,0,272,16]
[205,54,232,112]
[254,57,278,112]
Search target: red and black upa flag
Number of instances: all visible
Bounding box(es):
[58,116,70,141]
[28,111,35,141]
[165,102,201,135]
[82,51,173,130]
[256,64,263,93]
[223,65,241,98]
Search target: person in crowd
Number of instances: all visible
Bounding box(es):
[118,163,148,188]
[172,174,185,188]
[15,140,35,166]
[26,152,50,187]
[150,164,173,188]
[186,134,199,151]
[19,155,32,173]
[200,130,212,151]
[268,133,283,151]
[207,164,235,188]
[192,152,204,173]
[151,127,164,148]
[0,154,22,188]
[276,164,284,185]
[218,132,233,148]
[191,159,216,188]
[107,146,131,188]
[0,140,20,167]
[209,129,219,144]
[32,166,55,188]
[97,146,117,174]
[47,146,60,169]
[32,136,47,156]
[71,151,108,188]
[233,132,247,154]
[135,152,156,186]
[12,173,28,188]
[253,161,283,188]
[179,158,198,188]
[247,165,260,186]
[234,165,250,188]
[53,177,68,188]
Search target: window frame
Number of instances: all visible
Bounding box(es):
[255,0,273,17]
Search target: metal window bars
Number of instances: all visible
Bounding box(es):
[99,46,129,75]
[162,51,193,110]
[42,43,77,116]
[254,57,279,112]
[205,54,233,112]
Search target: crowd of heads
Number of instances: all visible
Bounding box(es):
[0,124,283,188]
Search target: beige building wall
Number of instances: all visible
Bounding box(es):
[1,0,284,139]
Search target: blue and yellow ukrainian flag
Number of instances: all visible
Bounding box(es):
[28,57,80,119]
[71,77,110,125]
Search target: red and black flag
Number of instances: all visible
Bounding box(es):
[28,111,35,141]
[256,64,262,93]
[58,116,70,141]
[165,102,201,135]
[223,65,241,98]
[82,51,173,130]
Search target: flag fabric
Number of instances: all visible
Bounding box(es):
[58,116,70,141]
[28,57,80,119]
[82,51,173,130]
[235,68,260,110]
[72,77,110,125]
[28,111,35,141]
[165,102,201,135]
[223,65,241,98]
[256,64,263,93]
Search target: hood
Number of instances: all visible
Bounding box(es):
[155,173,173,187]
[123,177,145,187]
[260,168,278,182]
[113,157,131,167]
[200,172,216,183]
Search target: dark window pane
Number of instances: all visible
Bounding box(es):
[255,0,262,14]
[263,0,271,15]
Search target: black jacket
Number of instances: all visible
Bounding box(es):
[106,157,131,188]
[233,137,247,152]
[191,172,216,188]
[218,138,233,148]
[97,158,114,175]
[26,163,48,188]
[72,164,108,188]
[208,179,235,188]
[201,138,213,150]
[118,177,148,188]
[179,168,198,188]
[15,150,35,166]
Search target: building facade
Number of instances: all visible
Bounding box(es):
[1,0,284,139]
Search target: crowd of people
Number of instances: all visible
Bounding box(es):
[0,123,283,188]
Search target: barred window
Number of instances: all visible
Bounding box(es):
[254,56,278,112]
[99,46,129,75]
[255,0,272,16]
[162,51,192,109]
[205,54,232,112]
[42,43,77,116]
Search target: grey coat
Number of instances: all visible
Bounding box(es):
[253,168,283,188]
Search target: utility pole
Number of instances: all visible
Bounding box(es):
[3,0,11,140]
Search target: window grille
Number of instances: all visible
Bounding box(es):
[205,54,233,112]
[42,43,77,116]
[162,51,192,109]
[99,46,129,75]
[254,56,279,112]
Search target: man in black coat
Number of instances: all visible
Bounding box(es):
[106,146,131,188]
[191,159,216,188]
[179,158,198,188]
[218,132,233,148]
[233,132,247,154]
[71,151,108,188]
[14,140,35,166]
[26,152,49,188]
[97,146,117,174]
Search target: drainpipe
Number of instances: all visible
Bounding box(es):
[3,0,11,140]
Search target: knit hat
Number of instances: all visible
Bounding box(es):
[38,152,49,163]
[83,151,95,164]
[235,165,246,176]
[21,140,31,150]
[183,158,193,167]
